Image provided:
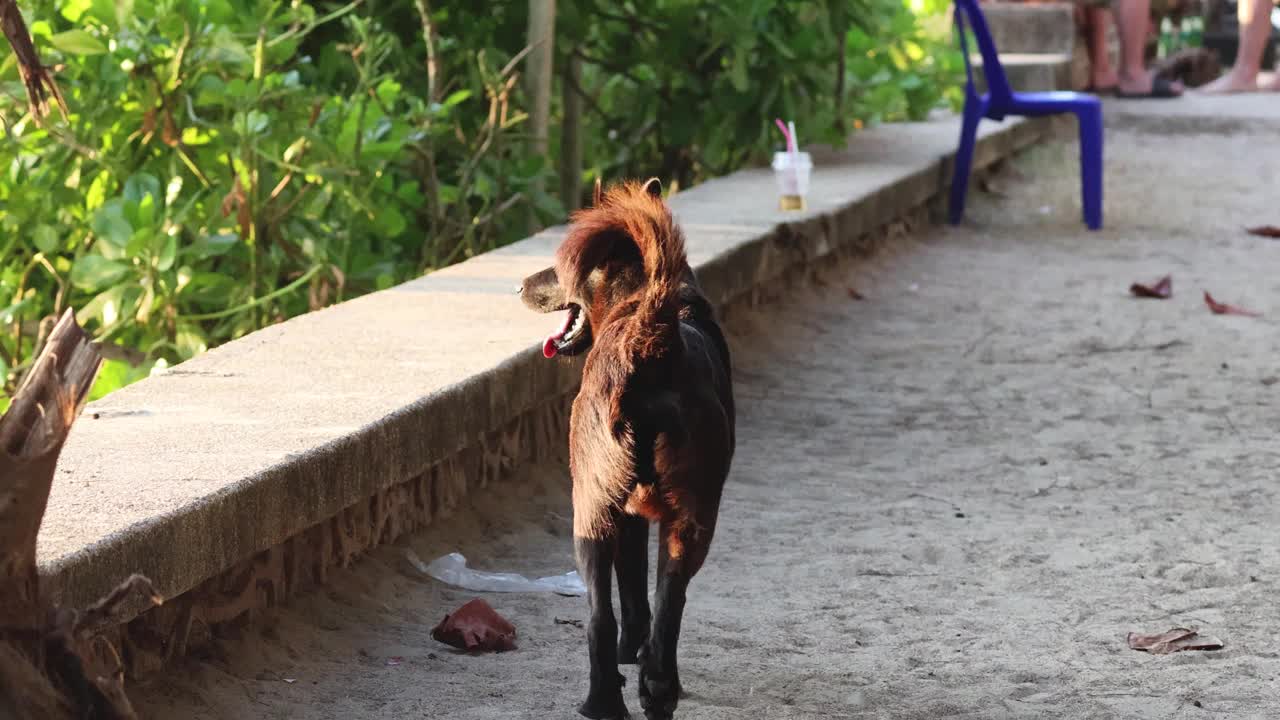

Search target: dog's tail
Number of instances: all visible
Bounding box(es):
[556,177,687,355]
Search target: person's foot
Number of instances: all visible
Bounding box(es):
[1259,71,1280,92]
[1199,68,1261,94]
[1090,68,1119,92]
[1116,69,1183,98]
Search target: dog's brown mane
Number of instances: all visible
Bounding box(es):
[554,180,687,364]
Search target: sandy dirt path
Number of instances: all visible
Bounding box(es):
[135,128,1280,719]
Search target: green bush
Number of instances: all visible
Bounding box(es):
[561,0,961,189]
[0,0,959,410]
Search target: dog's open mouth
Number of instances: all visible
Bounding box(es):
[542,303,592,358]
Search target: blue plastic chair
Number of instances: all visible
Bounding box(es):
[950,0,1103,230]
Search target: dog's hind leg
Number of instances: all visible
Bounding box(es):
[615,514,651,664]
[576,529,630,720]
[639,518,715,720]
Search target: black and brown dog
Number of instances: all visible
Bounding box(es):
[520,178,735,720]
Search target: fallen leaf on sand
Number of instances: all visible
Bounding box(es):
[1204,291,1261,317]
[385,657,403,666]
[847,288,865,300]
[1127,627,1223,654]
[283,678,297,684]
[1246,225,1280,238]
[554,617,584,629]
[431,598,517,652]
[1129,275,1172,299]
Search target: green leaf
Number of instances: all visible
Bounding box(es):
[124,173,161,207]
[71,255,130,290]
[157,11,185,40]
[49,29,108,56]
[138,194,157,228]
[156,233,177,271]
[181,271,236,301]
[77,284,118,327]
[729,50,750,93]
[245,110,269,134]
[60,0,93,22]
[209,27,251,64]
[442,89,472,108]
[125,228,152,260]
[92,200,133,249]
[374,206,407,238]
[33,225,59,253]
[183,233,238,257]
[89,357,153,402]
[0,294,38,324]
[396,180,423,208]
[86,171,112,211]
[174,324,208,359]
[376,79,402,108]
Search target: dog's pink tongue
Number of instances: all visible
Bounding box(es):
[542,310,574,359]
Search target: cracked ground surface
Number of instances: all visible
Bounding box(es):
[135,125,1280,719]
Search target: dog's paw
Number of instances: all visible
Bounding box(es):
[638,669,680,719]
[579,671,629,719]
[578,691,630,720]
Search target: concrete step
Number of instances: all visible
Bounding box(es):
[979,2,1076,56]
[972,52,1074,93]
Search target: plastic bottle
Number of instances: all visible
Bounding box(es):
[1184,16,1203,48]
[1159,17,1177,57]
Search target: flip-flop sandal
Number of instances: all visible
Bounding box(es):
[1115,76,1182,99]
[1087,85,1117,96]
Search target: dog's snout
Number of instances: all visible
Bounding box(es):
[519,266,566,313]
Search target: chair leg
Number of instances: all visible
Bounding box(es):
[949,100,984,225]
[1077,105,1104,230]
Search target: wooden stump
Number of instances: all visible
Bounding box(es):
[0,311,160,720]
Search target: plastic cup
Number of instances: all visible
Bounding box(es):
[771,151,812,211]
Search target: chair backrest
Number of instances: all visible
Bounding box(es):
[954,0,1014,106]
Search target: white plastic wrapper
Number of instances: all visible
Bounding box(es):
[409,551,586,596]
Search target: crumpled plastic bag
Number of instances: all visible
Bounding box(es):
[408,551,586,596]
[431,598,517,652]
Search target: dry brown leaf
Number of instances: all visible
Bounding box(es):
[1129,275,1172,299]
[1245,225,1280,239]
[1204,291,1261,317]
[1127,627,1223,655]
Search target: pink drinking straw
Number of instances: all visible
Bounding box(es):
[774,118,794,152]
[775,118,802,197]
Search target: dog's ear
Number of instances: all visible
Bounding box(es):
[593,177,604,208]
[641,177,662,198]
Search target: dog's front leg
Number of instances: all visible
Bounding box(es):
[576,531,629,719]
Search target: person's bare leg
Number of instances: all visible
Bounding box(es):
[1088,5,1120,89]
[1114,0,1184,95]
[1202,0,1273,92]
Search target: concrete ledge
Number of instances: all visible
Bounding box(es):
[973,53,1073,93]
[38,113,1046,671]
[979,3,1076,56]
